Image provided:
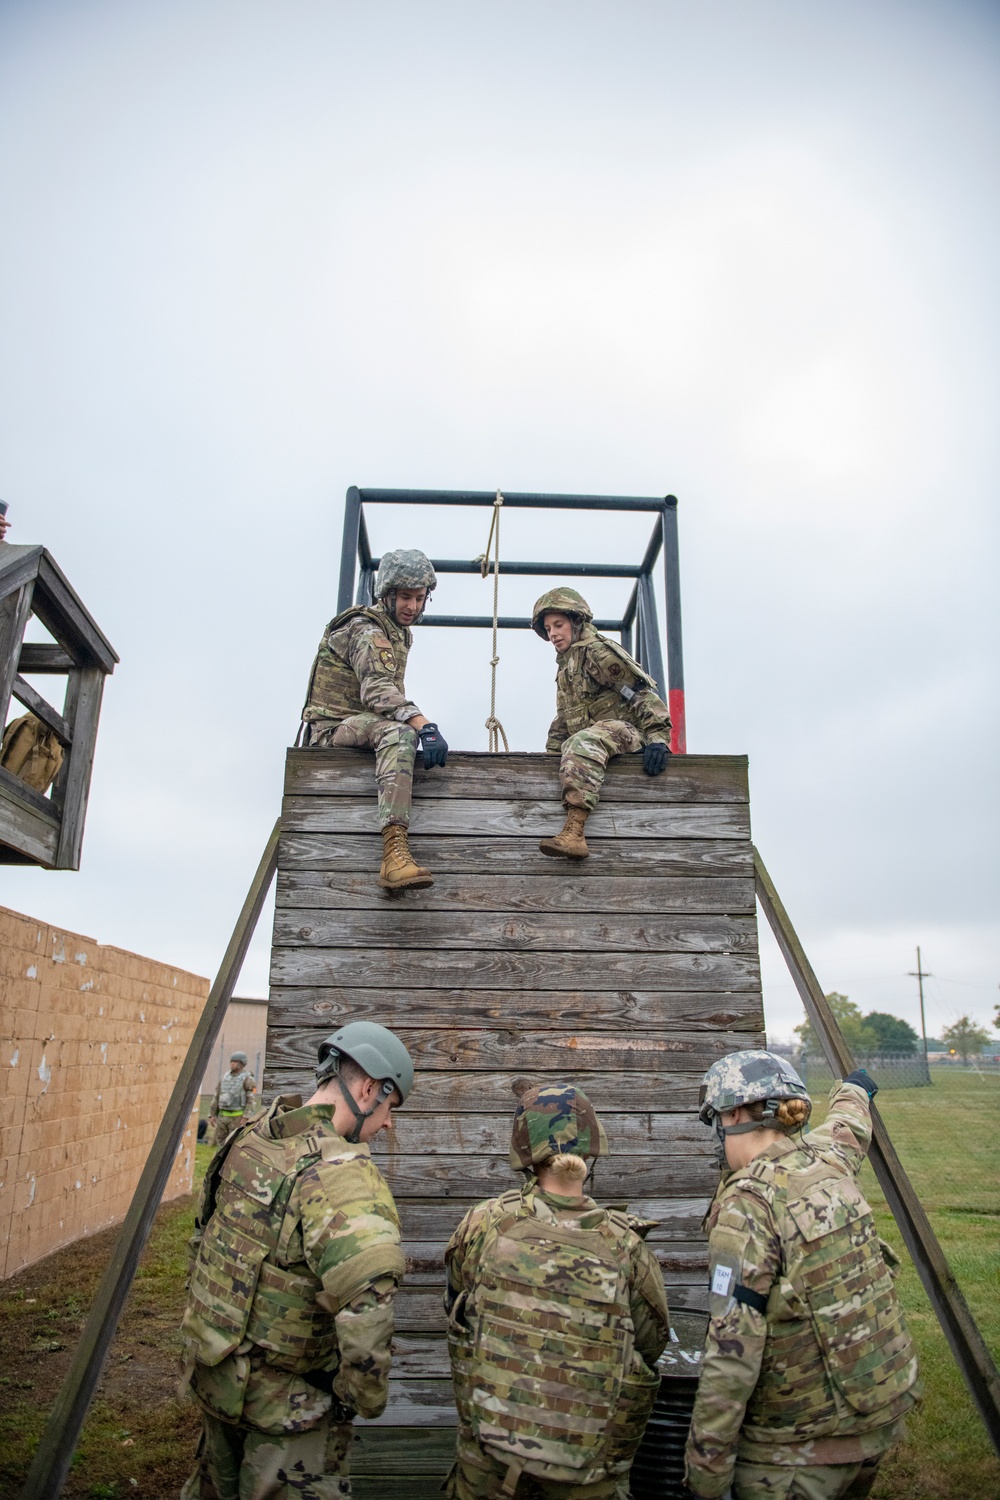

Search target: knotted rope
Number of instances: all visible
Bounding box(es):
[475,490,510,753]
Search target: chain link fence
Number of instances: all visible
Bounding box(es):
[796,1050,931,1090]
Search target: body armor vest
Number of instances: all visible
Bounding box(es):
[742,1150,919,1439]
[217,1068,251,1113]
[451,1189,656,1485]
[183,1116,340,1373]
[557,630,659,738]
[303,606,411,724]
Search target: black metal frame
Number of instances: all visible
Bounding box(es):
[337,488,687,752]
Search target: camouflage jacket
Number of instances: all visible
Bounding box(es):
[685,1083,920,1498]
[302,604,421,726]
[545,625,671,749]
[444,1182,669,1484]
[181,1097,405,1434]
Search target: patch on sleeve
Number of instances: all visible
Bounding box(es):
[377,648,396,669]
[708,1249,741,1318]
[372,633,392,648]
[711,1263,733,1297]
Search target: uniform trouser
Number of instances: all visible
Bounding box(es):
[447,1433,629,1500]
[558,721,644,813]
[308,714,417,828]
[211,1113,246,1146]
[733,1455,884,1499]
[180,1410,355,1500]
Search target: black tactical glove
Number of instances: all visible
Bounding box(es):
[844,1067,878,1098]
[642,741,670,776]
[418,722,448,768]
[328,1396,357,1424]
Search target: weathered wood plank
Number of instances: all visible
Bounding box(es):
[369,1109,711,1156]
[269,947,760,992]
[281,795,750,840]
[262,1066,762,1115]
[267,986,763,1034]
[399,1238,708,1285]
[390,1195,711,1244]
[350,1424,456,1474]
[352,1481,449,1498]
[378,1150,717,1200]
[0,775,60,865]
[279,833,754,877]
[266,1026,758,1075]
[276,870,756,916]
[274,907,758,955]
[284,749,750,804]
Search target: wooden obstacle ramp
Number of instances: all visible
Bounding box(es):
[266,749,765,1495]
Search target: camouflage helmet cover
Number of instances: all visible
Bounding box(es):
[531,587,594,638]
[375,548,437,599]
[509,1082,610,1170]
[698,1049,811,1126]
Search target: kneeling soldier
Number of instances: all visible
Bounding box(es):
[686,1051,921,1500]
[444,1082,670,1499]
[180,1022,413,1500]
[300,548,448,890]
[532,588,671,858]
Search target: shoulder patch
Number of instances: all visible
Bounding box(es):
[372,633,392,649]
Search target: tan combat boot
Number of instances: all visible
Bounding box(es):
[379,823,433,890]
[539,806,590,859]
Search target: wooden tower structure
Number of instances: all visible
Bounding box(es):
[0,542,118,869]
[266,747,764,1497]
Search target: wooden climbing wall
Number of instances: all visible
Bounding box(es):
[265,748,765,1498]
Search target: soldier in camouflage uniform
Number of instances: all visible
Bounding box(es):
[179,1022,415,1500]
[301,549,449,890]
[532,588,672,859]
[444,1082,670,1499]
[686,1051,921,1500]
[208,1051,257,1145]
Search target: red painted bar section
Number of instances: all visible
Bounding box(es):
[669,688,687,754]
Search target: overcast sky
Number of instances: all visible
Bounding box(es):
[1,0,997,1044]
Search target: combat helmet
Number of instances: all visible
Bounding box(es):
[375,549,437,600]
[317,1021,415,1142]
[698,1049,811,1141]
[509,1081,609,1171]
[230,1051,248,1065]
[531,587,593,639]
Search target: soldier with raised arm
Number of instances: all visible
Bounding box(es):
[686,1051,921,1500]
[180,1022,414,1500]
[300,549,448,890]
[532,588,672,859]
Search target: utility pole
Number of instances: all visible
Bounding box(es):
[908,946,931,1058]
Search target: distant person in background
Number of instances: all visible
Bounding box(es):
[686,1051,921,1500]
[532,588,672,859]
[208,1051,257,1145]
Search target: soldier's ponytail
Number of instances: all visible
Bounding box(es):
[541,1152,589,1183]
[775,1098,810,1130]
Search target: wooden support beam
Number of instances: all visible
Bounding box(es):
[11,674,72,744]
[19,821,281,1500]
[0,580,35,730]
[53,667,104,869]
[17,643,75,674]
[753,846,1000,1456]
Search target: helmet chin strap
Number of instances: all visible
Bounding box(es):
[334,1075,395,1144]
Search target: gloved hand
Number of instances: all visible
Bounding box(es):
[418,722,448,768]
[328,1396,357,1424]
[642,741,670,775]
[844,1068,878,1098]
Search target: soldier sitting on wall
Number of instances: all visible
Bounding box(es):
[207,1051,257,1145]
[532,588,672,859]
[444,1081,670,1499]
[300,549,448,891]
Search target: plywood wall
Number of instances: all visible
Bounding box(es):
[266,749,765,1497]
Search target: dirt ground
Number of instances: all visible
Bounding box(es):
[0,1186,202,1499]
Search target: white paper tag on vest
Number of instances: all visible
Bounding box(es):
[711,1263,733,1297]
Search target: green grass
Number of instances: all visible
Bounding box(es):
[808,1068,1000,1498]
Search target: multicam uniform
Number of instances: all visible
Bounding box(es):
[685,1082,921,1500]
[210,1066,257,1146]
[302,604,423,827]
[544,624,671,812]
[445,1182,670,1500]
[180,1096,405,1500]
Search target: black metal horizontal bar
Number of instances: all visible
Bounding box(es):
[371,557,644,578]
[421,615,623,630]
[357,488,671,513]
